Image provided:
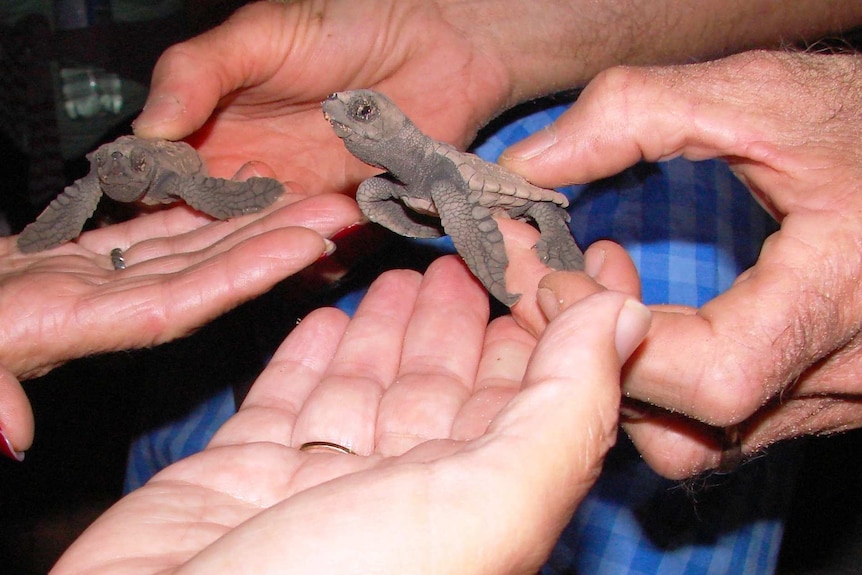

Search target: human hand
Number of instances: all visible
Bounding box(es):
[0,187,362,456]
[500,50,862,478]
[132,0,513,194]
[51,256,650,575]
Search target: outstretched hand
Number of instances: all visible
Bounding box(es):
[0,189,362,455]
[132,1,512,193]
[51,256,650,575]
[502,50,862,478]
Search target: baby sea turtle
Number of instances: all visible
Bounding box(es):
[323,89,584,305]
[17,135,284,253]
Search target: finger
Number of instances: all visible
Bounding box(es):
[80,226,329,352]
[450,315,535,440]
[581,240,641,296]
[462,292,651,549]
[133,3,300,140]
[620,409,723,479]
[291,269,423,455]
[498,60,773,188]
[625,208,862,425]
[499,217,557,335]
[82,192,360,272]
[0,365,33,458]
[208,307,350,448]
[375,256,490,455]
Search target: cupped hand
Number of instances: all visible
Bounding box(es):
[501,50,862,478]
[132,0,512,194]
[0,188,362,454]
[51,256,650,575]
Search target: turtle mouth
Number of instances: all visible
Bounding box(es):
[328,118,353,138]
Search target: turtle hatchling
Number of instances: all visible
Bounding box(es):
[17,135,284,253]
[323,89,584,305]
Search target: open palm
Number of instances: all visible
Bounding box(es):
[133,1,511,194]
[52,256,649,575]
[0,191,361,454]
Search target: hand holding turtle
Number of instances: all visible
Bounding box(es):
[0,189,362,458]
[502,50,862,478]
[133,0,860,199]
[52,256,650,575]
[132,0,512,193]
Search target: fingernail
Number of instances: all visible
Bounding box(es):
[537,287,561,321]
[330,221,369,243]
[615,298,651,361]
[500,125,557,162]
[132,95,184,130]
[0,424,24,462]
[584,247,606,279]
[322,238,337,257]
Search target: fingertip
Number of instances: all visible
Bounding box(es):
[584,240,641,297]
[0,365,34,457]
[132,93,193,140]
[615,298,651,363]
[232,161,279,181]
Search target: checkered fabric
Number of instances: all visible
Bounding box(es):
[125,100,798,574]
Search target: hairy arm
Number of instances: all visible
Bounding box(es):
[440,0,862,106]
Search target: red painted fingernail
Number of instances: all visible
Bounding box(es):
[329,221,368,243]
[0,424,24,462]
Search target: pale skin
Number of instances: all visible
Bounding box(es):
[1,180,363,457]
[501,50,862,478]
[132,0,862,478]
[51,256,651,575]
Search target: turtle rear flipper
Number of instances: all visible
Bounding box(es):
[18,176,102,253]
[170,174,284,219]
[524,202,585,271]
[431,162,519,306]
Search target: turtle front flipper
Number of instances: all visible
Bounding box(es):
[430,163,518,306]
[524,202,585,271]
[357,175,443,238]
[169,174,284,219]
[17,175,103,253]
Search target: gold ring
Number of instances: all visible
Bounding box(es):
[299,441,356,455]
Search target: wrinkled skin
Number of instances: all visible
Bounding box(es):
[52,256,650,575]
[133,0,862,480]
[502,50,862,478]
[0,185,363,456]
[132,1,511,192]
[323,90,583,306]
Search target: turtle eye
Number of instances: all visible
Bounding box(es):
[351,99,379,123]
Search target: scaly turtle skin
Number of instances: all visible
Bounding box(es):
[323,90,584,305]
[17,135,284,253]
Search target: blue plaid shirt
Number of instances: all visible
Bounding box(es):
[125,101,797,574]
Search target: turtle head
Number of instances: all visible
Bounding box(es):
[323,90,411,168]
[91,138,156,202]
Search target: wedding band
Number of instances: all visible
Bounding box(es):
[299,441,356,455]
[717,425,743,473]
[110,247,127,270]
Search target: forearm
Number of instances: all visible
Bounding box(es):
[439,0,862,106]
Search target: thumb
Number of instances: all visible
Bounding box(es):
[498,64,759,188]
[133,2,295,140]
[487,291,651,495]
